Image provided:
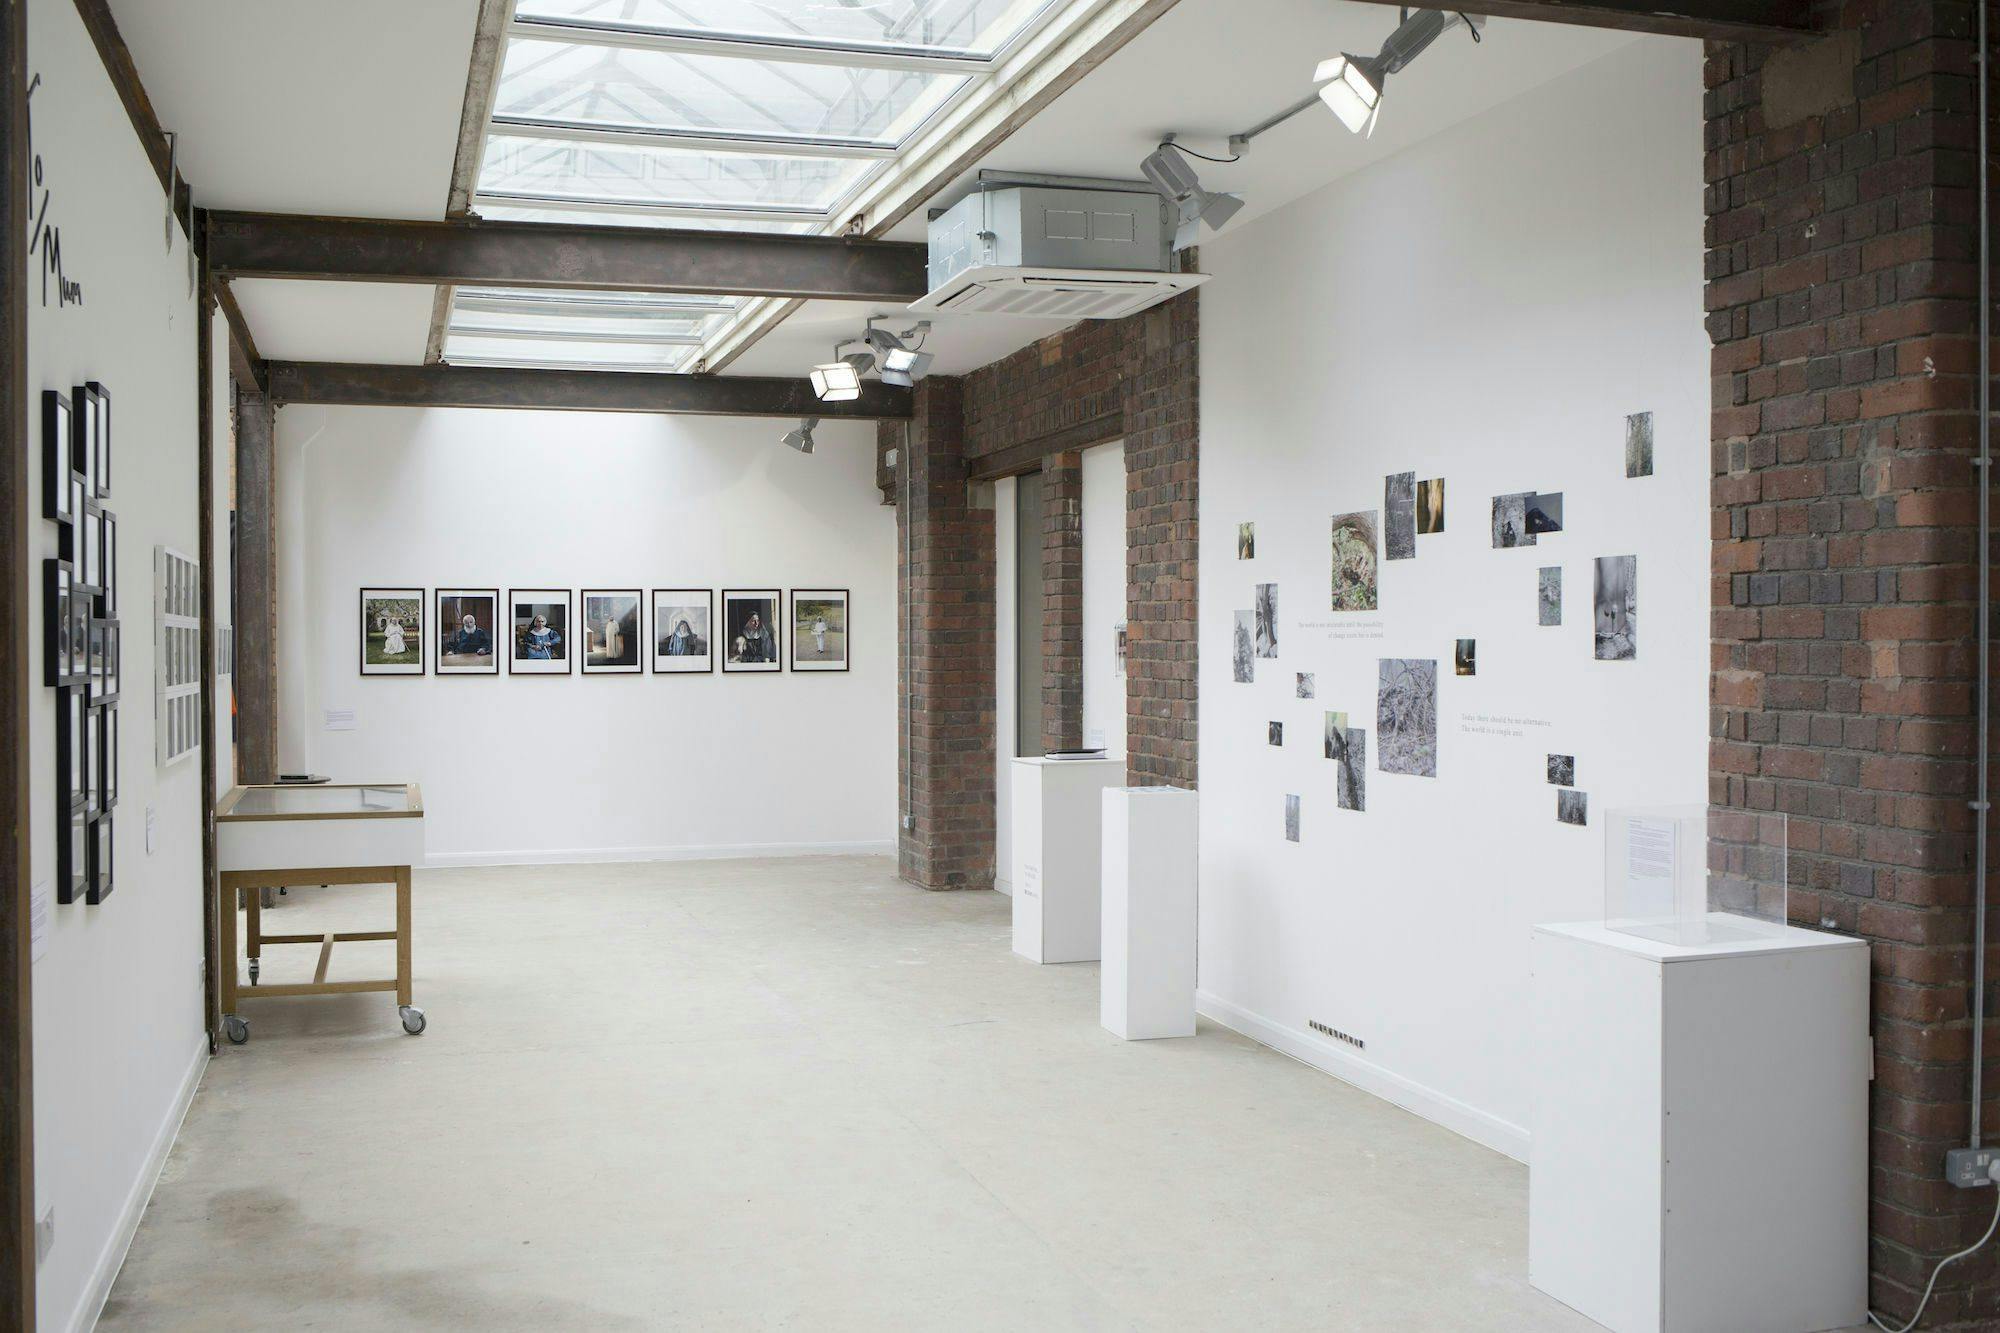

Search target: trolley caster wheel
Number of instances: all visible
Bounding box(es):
[248,958,260,986]
[399,1006,427,1036]
[223,1015,249,1045]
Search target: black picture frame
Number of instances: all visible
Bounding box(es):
[57,802,87,906]
[70,383,95,496]
[66,581,89,685]
[650,589,714,674]
[359,587,425,675]
[95,704,118,811]
[57,471,84,565]
[721,589,783,674]
[44,559,83,687]
[506,588,573,676]
[56,684,87,810]
[82,688,100,818]
[84,381,110,499]
[86,811,114,906]
[42,390,72,523]
[78,503,102,593]
[789,588,851,674]
[95,620,120,704]
[434,587,501,676]
[98,508,117,616]
[580,589,643,675]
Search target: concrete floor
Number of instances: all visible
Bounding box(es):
[101,857,1600,1331]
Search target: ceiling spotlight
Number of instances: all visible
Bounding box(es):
[863,321,934,388]
[783,418,818,454]
[1140,141,1244,251]
[809,349,873,402]
[1316,9,1480,136]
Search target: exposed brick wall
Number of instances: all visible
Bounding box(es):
[1040,450,1083,753]
[962,287,1201,787]
[1706,3,1995,1322]
[894,377,996,891]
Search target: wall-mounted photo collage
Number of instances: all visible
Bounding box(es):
[359,586,852,677]
[43,382,119,905]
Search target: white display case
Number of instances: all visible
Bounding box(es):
[1603,804,1787,946]
[1100,785,1197,1039]
[1010,756,1124,963]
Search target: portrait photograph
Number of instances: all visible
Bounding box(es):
[582,590,643,674]
[790,588,848,672]
[653,589,713,674]
[436,588,500,675]
[723,589,783,673]
[508,588,572,676]
[360,588,424,675]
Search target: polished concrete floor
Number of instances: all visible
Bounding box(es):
[101,857,1599,1331]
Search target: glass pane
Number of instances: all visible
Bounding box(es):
[480,133,868,210]
[443,332,695,370]
[513,0,1057,58]
[496,40,965,146]
[472,201,818,232]
[448,306,715,339]
[227,785,412,817]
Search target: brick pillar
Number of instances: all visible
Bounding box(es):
[1124,291,1200,787]
[1707,7,1995,1323]
[895,377,996,890]
[1040,450,1083,753]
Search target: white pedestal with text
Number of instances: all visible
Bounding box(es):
[1100,785,1197,1039]
[1010,757,1124,964]
[1528,919,1868,1333]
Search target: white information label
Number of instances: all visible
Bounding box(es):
[323,707,357,732]
[1627,817,1676,884]
[1020,863,1040,900]
[29,879,49,963]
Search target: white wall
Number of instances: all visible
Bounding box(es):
[1196,38,1708,1160]
[275,406,897,865]
[26,0,210,1325]
[1080,440,1127,758]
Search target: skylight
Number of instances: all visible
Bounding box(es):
[443,0,1065,373]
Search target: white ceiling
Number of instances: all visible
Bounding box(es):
[112,0,1642,379]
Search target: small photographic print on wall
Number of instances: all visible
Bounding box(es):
[1593,555,1637,661]
[360,588,424,675]
[790,589,848,672]
[582,590,643,674]
[1296,672,1315,699]
[1326,716,1366,813]
[1330,511,1378,612]
[723,589,782,673]
[508,589,572,676]
[1625,411,1654,478]
[1237,522,1255,559]
[1538,567,1562,627]
[1232,610,1254,683]
[436,588,500,675]
[1268,721,1283,747]
[1255,582,1279,658]
[1377,657,1438,778]
[1284,794,1301,843]
[1491,492,1535,549]
[1455,638,1476,676]
[1548,754,1576,786]
[1416,477,1445,534]
[1384,471,1416,560]
[652,589,713,674]
[1557,789,1588,826]
[1525,492,1563,536]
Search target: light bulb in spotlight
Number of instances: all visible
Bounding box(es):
[1315,54,1381,134]
[810,360,861,402]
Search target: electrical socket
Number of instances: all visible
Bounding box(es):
[1945,1146,1999,1188]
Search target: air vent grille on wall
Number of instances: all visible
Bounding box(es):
[911,266,1209,320]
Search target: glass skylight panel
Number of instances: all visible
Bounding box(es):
[456,286,736,311]
[480,133,870,211]
[472,202,820,232]
[449,308,712,340]
[511,0,1057,60]
[495,40,965,147]
[443,332,694,371]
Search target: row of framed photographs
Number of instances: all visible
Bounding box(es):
[55,687,118,905]
[359,586,852,677]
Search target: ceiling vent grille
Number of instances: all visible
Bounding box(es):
[914,266,1208,320]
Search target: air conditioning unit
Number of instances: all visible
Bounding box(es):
[910,181,1208,321]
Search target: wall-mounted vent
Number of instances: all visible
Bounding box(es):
[913,181,1209,321]
[1308,1018,1366,1051]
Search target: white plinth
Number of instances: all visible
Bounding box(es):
[1100,785,1197,1039]
[1010,756,1124,963]
[1528,918,1869,1333]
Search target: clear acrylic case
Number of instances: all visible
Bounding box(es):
[1603,804,1788,946]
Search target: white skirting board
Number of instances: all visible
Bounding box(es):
[69,1035,208,1333]
[1195,990,1529,1162]
[423,840,897,869]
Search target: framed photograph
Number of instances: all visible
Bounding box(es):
[57,801,87,905]
[71,383,96,495]
[97,621,120,704]
[359,587,424,675]
[44,560,81,687]
[789,589,849,673]
[722,590,782,673]
[86,381,110,498]
[67,584,90,685]
[651,589,713,674]
[86,811,114,905]
[95,704,118,811]
[581,590,642,674]
[99,508,118,615]
[59,472,84,564]
[43,390,73,523]
[435,587,500,675]
[79,503,102,592]
[57,685,87,812]
[507,588,572,676]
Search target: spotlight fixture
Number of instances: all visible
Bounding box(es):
[863,320,935,388]
[1140,140,1244,250]
[808,349,874,402]
[1315,9,1480,136]
[782,418,818,454]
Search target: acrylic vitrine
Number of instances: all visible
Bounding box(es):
[1602,804,1787,946]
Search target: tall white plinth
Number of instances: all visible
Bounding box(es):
[1528,919,1869,1333]
[1100,786,1197,1039]
[1011,757,1124,964]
